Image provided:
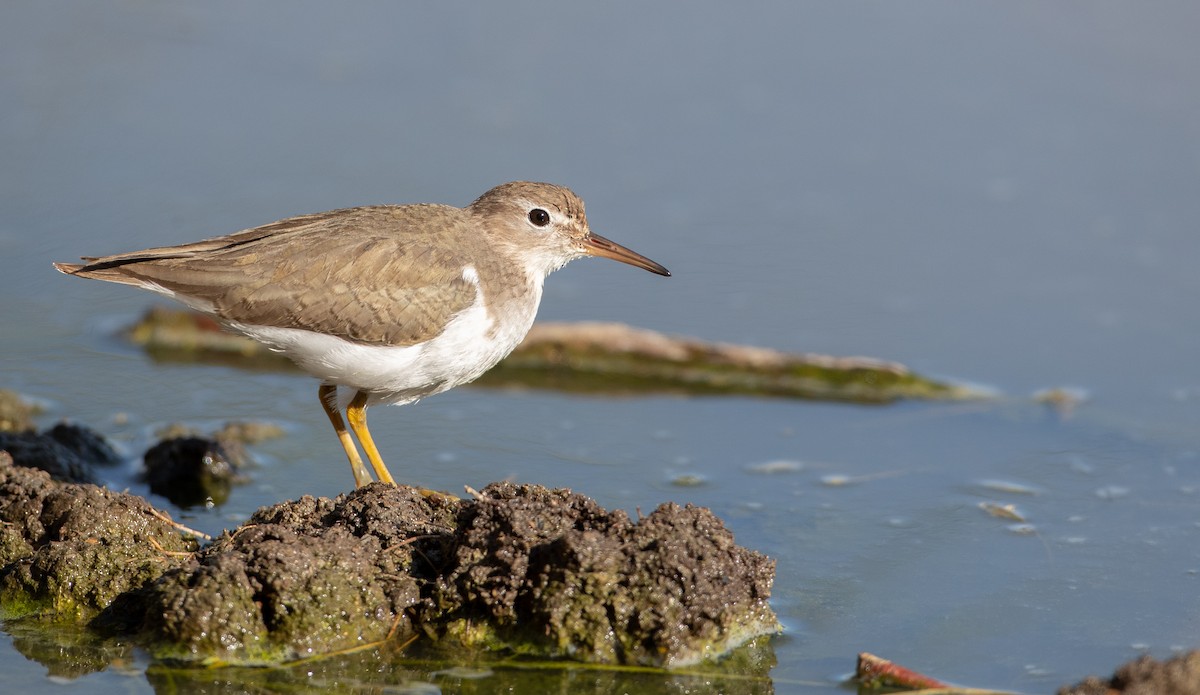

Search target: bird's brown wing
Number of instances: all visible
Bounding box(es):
[56,205,480,346]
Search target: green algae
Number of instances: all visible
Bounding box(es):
[0,456,199,623]
[502,320,987,402]
[0,389,41,433]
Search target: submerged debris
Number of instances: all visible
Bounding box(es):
[979,501,1026,522]
[855,652,949,690]
[1034,386,1089,418]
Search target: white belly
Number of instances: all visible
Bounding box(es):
[227,268,541,409]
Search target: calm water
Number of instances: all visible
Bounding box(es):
[4,3,1200,693]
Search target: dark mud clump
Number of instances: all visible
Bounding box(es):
[0,452,200,620]
[143,436,240,507]
[0,422,123,484]
[430,482,779,667]
[0,449,778,668]
[135,482,778,667]
[136,485,447,664]
[142,421,274,507]
[1059,651,1200,695]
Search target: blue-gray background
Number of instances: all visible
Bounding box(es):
[3,3,1199,693]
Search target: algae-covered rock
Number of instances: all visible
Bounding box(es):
[483,321,980,403]
[0,452,199,620]
[139,486,442,664]
[126,306,984,403]
[0,449,778,669]
[136,483,777,668]
[0,389,40,433]
[431,483,779,668]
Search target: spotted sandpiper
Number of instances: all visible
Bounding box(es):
[55,181,669,488]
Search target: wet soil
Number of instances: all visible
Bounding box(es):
[0,451,200,619]
[0,449,779,669]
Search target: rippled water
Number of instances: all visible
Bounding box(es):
[4,3,1200,693]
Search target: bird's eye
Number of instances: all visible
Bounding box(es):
[528,208,551,227]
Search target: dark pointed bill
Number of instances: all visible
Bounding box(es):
[583,233,671,277]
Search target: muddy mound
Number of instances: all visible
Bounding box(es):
[0,453,778,669]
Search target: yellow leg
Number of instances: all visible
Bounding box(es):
[347,390,396,485]
[319,384,374,488]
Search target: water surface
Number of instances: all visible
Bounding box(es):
[3,3,1200,693]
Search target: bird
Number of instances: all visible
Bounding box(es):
[54,181,670,489]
